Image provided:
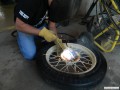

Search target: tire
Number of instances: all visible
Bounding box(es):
[36,40,107,89]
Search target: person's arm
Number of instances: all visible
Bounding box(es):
[15,18,40,36]
[15,18,57,42]
[48,0,57,34]
[48,21,57,34]
[48,0,53,6]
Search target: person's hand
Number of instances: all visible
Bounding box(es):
[49,27,57,35]
[39,27,57,42]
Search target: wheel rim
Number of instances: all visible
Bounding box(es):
[45,43,97,75]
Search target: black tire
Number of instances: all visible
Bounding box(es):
[36,40,107,89]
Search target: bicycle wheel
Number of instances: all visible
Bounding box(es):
[36,40,107,89]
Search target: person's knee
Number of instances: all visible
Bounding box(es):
[23,50,36,61]
[17,32,36,61]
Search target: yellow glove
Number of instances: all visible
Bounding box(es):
[39,27,57,42]
[54,38,66,50]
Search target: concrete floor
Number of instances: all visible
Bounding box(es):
[0,3,14,32]
[0,3,120,90]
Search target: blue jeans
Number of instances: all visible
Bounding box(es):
[17,25,46,61]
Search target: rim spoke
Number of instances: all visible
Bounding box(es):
[60,64,68,71]
[82,56,89,58]
[80,57,91,61]
[74,64,84,72]
[64,65,69,72]
[79,51,86,55]
[49,57,57,59]
[72,65,77,72]
[50,60,60,63]
[54,59,62,67]
[77,61,88,70]
[44,54,57,57]
[80,60,91,65]
[53,64,66,67]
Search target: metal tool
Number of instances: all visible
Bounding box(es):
[54,38,80,61]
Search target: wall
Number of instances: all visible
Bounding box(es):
[79,0,94,16]
[69,0,96,17]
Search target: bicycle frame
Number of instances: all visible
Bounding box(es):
[110,0,120,14]
[92,0,120,52]
[94,21,120,52]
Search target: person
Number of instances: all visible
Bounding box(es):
[14,0,69,60]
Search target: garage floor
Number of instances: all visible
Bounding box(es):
[0,3,120,90]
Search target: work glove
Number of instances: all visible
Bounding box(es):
[54,38,66,50]
[39,27,57,42]
[54,38,66,55]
